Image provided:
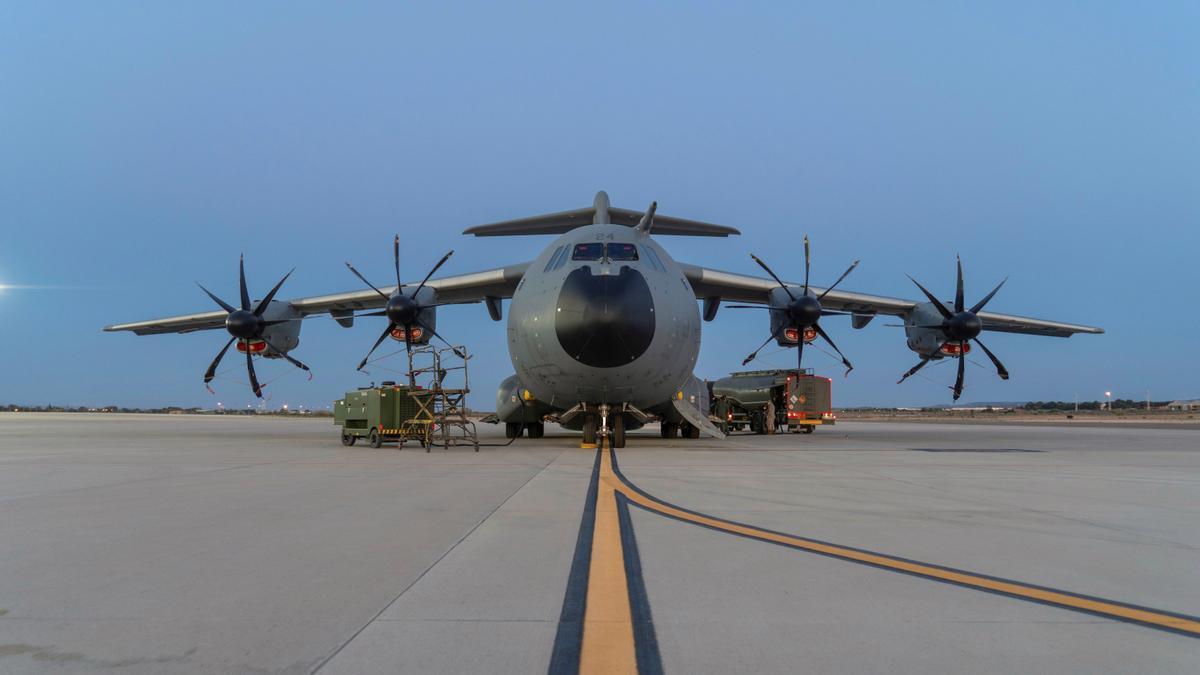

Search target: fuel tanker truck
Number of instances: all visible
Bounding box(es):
[709,369,835,434]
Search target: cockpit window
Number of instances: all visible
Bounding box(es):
[571,243,605,260]
[607,243,638,261]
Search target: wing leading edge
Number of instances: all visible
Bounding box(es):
[104,262,530,336]
[681,263,1103,337]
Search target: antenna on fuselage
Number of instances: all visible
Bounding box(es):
[592,191,611,224]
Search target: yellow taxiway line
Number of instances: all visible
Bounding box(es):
[578,446,638,674]
[602,446,1200,639]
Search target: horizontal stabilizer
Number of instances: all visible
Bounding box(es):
[464,198,739,237]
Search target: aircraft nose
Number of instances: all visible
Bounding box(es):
[555,266,656,368]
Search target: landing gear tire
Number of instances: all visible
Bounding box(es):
[684,423,700,439]
[341,431,356,446]
[661,422,679,439]
[582,414,597,446]
[369,429,383,449]
[611,414,626,448]
[526,422,545,439]
[505,422,522,439]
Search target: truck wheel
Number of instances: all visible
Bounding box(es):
[369,429,383,449]
[582,414,597,445]
[611,415,626,448]
[505,422,522,439]
[341,431,356,446]
[803,425,815,434]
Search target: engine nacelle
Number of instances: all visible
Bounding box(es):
[245,300,302,358]
[766,287,818,347]
[903,302,969,358]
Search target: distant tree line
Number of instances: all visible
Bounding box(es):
[1022,399,1168,411]
[3,403,330,416]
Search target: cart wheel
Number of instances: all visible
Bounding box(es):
[369,429,382,449]
[341,431,356,446]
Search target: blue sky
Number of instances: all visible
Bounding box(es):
[2,2,1197,410]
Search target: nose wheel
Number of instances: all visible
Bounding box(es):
[583,404,627,448]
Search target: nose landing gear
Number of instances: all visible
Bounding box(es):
[582,404,627,448]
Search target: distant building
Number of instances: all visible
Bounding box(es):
[1166,400,1200,411]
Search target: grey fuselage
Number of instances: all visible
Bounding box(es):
[506,224,701,410]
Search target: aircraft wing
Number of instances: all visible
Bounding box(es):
[104,262,530,336]
[680,263,1103,337]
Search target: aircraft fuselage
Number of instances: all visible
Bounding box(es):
[506,224,701,410]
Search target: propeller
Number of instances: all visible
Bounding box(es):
[732,236,859,375]
[346,235,470,370]
[197,256,310,398]
[898,256,1009,400]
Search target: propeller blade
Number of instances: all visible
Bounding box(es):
[238,255,251,311]
[814,323,853,375]
[357,322,396,371]
[802,235,811,295]
[260,336,311,375]
[197,283,235,313]
[907,275,953,319]
[742,326,784,366]
[726,304,776,310]
[817,260,861,301]
[415,317,465,358]
[246,347,263,398]
[393,234,402,288]
[203,337,236,390]
[972,337,1009,380]
[412,250,454,299]
[897,341,946,384]
[952,343,966,400]
[750,254,795,301]
[404,323,413,353]
[955,256,965,314]
[344,262,390,301]
[796,332,805,371]
[969,277,1008,315]
[254,268,294,317]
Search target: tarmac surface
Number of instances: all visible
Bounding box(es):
[0,413,1197,674]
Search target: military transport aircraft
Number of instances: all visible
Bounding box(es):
[105,191,1102,447]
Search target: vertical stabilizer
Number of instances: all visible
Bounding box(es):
[592,191,611,224]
